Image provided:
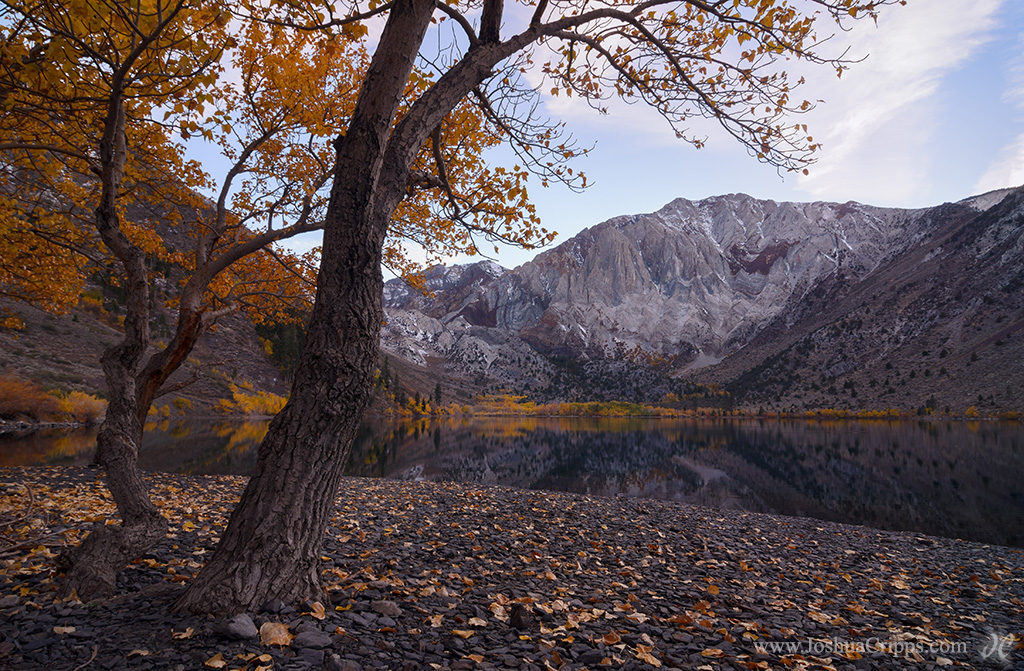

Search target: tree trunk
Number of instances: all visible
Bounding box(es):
[173,188,395,614]
[175,0,438,617]
[58,232,169,600]
[59,103,168,600]
[59,403,168,599]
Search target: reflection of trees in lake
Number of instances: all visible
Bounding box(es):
[0,427,100,466]
[134,421,268,475]
[346,417,1024,547]
[5,417,1023,547]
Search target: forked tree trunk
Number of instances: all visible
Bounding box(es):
[175,0,437,617]
[59,399,168,599]
[174,185,395,614]
[60,191,168,599]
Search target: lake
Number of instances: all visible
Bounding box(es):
[2,416,1022,548]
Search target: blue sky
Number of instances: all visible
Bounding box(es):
[475,0,1024,269]
[245,0,1024,272]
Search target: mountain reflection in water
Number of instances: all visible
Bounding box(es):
[3,416,1021,547]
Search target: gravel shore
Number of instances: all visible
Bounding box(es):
[1,466,1021,671]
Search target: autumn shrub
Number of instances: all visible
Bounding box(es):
[0,315,25,330]
[0,374,60,421]
[171,397,193,414]
[55,390,107,424]
[147,404,171,418]
[216,383,287,416]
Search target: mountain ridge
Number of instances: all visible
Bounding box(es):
[382,187,1024,412]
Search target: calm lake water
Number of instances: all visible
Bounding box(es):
[2,417,1022,547]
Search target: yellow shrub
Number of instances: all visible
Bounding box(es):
[171,397,193,414]
[56,391,107,424]
[217,383,287,416]
[0,374,60,421]
[0,315,25,330]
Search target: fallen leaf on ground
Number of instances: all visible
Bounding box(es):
[259,622,293,646]
[635,644,662,667]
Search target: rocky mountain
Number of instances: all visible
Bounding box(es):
[6,184,1018,416]
[381,187,1024,412]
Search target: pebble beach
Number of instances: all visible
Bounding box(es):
[0,466,1021,671]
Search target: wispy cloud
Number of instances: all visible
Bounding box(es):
[530,1,1004,205]
[976,26,1024,193]
[976,132,1024,193]
[795,0,1003,204]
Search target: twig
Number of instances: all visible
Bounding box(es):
[71,645,98,671]
[0,531,70,559]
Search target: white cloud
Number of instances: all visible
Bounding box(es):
[795,0,1003,203]
[975,25,1024,194]
[528,0,1005,206]
[976,132,1024,193]
[1004,28,1024,111]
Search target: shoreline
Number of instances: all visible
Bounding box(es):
[1,466,1022,670]
[3,412,1020,436]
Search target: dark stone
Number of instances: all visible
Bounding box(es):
[371,601,402,617]
[299,648,325,666]
[509,604,534,631]
[214,614,259,640]
[262,599,287,614]
[22,637,57,652]
[294,631,333,650]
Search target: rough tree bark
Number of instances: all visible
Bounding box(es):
[173,0,439,614]
[59,101,169,599]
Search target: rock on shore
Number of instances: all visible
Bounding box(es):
[0,467,1021,670]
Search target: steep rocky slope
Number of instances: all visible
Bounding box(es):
[702,188,1024,413]
[5,186,1019,415]
[382,187,1024,411]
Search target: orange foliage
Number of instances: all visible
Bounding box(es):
[0,374,105,423]
[55,391,108,424]
[469,393,692,418]
[0,375,60,421]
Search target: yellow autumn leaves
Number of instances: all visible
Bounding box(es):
[1,0,560,338]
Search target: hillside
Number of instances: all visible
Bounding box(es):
[0,292,289,415]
